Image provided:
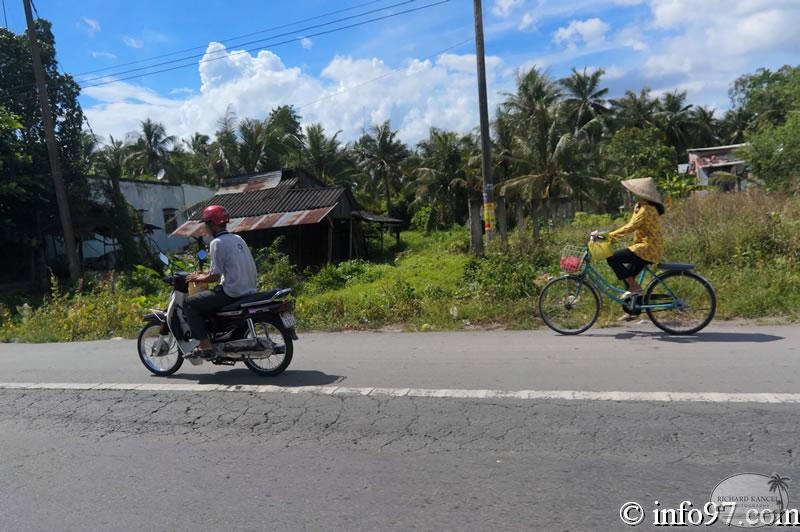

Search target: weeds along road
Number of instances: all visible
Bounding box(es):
[1,322,799,530]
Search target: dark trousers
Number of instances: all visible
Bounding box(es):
[606,248,650,282]
[184,285,236,341]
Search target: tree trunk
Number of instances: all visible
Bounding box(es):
[383,172,392,215]
[496,196,507,242]
[515,201,524,231]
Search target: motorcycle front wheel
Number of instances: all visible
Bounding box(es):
[137,323,183,376]
[243,317,293,376]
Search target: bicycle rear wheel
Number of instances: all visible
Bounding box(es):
[538,275,600,335]
[644,271,716,335]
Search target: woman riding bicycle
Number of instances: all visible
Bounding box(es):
[602,177,665,316]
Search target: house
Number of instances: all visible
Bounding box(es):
[686,143,749,191]
[171,169,401,267]
[46,177,216,268]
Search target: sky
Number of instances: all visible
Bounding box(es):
[4,0,799,146]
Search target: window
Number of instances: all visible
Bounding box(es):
[163,208,179,234]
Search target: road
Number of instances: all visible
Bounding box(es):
[1,321,799,530]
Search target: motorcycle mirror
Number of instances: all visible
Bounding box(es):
[197,249,208,262]
[159,252,169,265]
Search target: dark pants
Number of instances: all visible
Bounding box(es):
[184,285,236,341]
[606,248,650,282]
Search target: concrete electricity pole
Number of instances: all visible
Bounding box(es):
[473,0,494,251]
[23,0,80,283]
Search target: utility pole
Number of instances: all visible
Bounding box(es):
[473,0,494,251]
[23,0,81,283]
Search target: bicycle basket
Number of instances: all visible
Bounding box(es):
[560,245,587,274]
[588,238,613,260]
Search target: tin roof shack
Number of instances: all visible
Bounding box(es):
[172,169,400,267]
[687,143,749,192]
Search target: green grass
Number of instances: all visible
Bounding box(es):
[2,190,799,342]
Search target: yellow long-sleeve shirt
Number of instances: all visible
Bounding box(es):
[608,203,663,263]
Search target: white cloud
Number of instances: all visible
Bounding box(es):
[518,13,535,30]
[122,36,144,49]
[91,51,116,60]
[81,17,101,37]
[300,37,313,50]
[83,45,507,147]
[553,18,609,49]
[642,1,800,79]
[492,0,523,17]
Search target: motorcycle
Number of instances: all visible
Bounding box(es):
[136,251,298,377]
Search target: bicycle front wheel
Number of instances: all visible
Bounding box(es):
[644,271,716,335]
[538,275,600,335]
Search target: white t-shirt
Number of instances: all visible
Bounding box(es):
[208,232,257,298]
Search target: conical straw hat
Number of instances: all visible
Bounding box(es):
[621,177,663,206]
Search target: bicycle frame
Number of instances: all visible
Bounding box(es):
[573,255,679,311]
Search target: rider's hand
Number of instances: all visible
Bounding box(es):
[590,230,600,238]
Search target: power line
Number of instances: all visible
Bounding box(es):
[2,0,8,29]
[76,0,423,85]
[296,37,473,110]
[73,0,390,78]
[79,0,451,90]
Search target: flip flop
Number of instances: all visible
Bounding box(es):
[186,346,215,359]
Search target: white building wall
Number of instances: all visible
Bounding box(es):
[78,179,214,260]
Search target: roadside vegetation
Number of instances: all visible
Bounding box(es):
[2,190,798,342]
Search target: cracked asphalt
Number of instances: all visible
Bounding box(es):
[1,324,800,530]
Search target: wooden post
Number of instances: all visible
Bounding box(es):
[348,218,353,260]
[24,0,80,283]
[327,218,333,263]
[473,0,494,248]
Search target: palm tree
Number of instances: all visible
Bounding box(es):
[131,119,175,176]
[502,66,560,133]
[720,107,754,144]
[559,67,609,133]
[212,105,240,178]
[353,120,409,215]
[301,123,355,186]
[97,136,139,264]
[238,118,268,174]
[610,88,658,130]
[499,103,577,230]
[768,473,791,513]
[657,90,693,156]
[689,106,718,148]
[412,128,476,230]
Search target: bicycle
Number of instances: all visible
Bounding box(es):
[538,234,717,335]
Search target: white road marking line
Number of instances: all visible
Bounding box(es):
[2,382,800,403]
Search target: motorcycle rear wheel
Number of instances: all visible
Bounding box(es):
[243,317,293,376]
[137,323,183,376]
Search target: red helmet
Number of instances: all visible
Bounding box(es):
[201,205,229,225]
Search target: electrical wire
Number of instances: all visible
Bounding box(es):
[79,0,451,90]
[75,0,422,85]
[73,0,390,78]
[2,0,8,29]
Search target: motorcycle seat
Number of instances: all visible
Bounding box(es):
[218,289,291,311]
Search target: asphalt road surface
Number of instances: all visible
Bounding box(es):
[1,321,799,531]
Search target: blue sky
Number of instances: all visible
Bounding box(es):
[5,0,799,145]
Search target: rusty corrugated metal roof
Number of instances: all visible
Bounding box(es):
[188,187,345,220]
[170,205,337,238]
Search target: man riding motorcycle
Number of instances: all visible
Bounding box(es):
[185,205,257,358]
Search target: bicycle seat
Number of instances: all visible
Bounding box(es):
[656,262,694,271]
